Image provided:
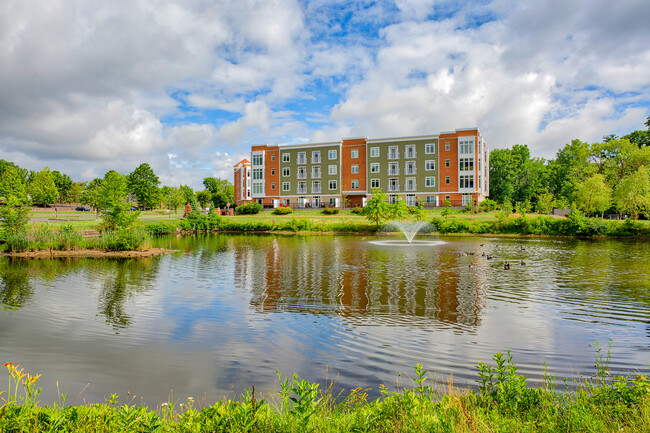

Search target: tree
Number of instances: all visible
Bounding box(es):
[100,201,140,231]
[80,178,104,215]
[535,191,556,214]
[102,170,128,209]
[388,198,411,221]
[28,167,58,206]
[0,165,28,203]
[0,196,30,234]
[362,189,391,227]
[613,166,650,219]
[69,182,85,203]
[179,185,195,205]
[547,139,594,204]
[196,190,212,209]
[203,177,234,208]
[575,174,611,217]
[127,163,160,210]
[160,186,184,213]
[52,170,73,203]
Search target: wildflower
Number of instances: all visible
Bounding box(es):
[161,403,169,408]
[3,362,14,367]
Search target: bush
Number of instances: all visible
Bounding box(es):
[144,222,177,235]
[351,206,364,214]
[235,202,262,215]
[322,207,340,215]
[479,198,498,212]
[272,206,294,215]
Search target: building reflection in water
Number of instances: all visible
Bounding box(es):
[240,236,489,330]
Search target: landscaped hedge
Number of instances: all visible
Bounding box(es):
[272,206,293,215]
[235,202,263,215]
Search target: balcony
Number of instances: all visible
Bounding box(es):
[297,187,307,194]
[405,168,416,175]
[297,172,307,180]
[311,171,321,179]
[388,168,400,176]
[311,157,321,164]
[312,187,321,194]
[405,151,417,159]
[297,157,307,165]
[388,184,400,192]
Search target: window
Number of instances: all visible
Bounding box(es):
[370,163,379,173]
[406,194,416,206]
[405,178,416,191]
[459,158,474,171]
[389,194,397,204]
[388,161,399,175]
[425,160,435,171]
[282,153,290,162]
[271,154,275,161]
[282,167,290,177]
[351,149,358,159]
[405,160,416,175]
[312,166,321,178]
[370,178,380,189]
[271,182,275,190]
[252,168,263,180]
[351,164,359,174]
[445,176,450,184]
[252,183,264,194]
[297,152,307,164]
[297,166,306,179]
[445,195,450,201]
[388,146,399,159]
[328,165,337,175]
[252,154,263,165]
[297,181,307,194]
[459,175,474,189]
[329,180,337,190]
[271,168,275,176]
[388,178,399,192]
[405,145,416,159]
[370,147,379,157]
[311,151,321,164]
[312,181,321,193]
[445,142,450,151]
[426,196,437,203]
[351,180,359,189]
[459,139,474,154]
[330,198,337,206]
[329,149,337,160]
[445,159,450,168]
[282,182,290,191]
[425,177,435,187]
[425,143,435,154]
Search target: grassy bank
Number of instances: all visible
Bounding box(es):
[2,347,649,432]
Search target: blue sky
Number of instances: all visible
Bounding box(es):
[0,0,648,188]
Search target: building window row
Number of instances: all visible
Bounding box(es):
[252,154,263,166]
[459,174,475,189]
[459,157,474,171]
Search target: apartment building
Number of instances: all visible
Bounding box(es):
[234,128,489,207]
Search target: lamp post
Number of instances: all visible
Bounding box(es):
[169,194,172,219]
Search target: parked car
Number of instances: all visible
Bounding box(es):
[75,206,91,211]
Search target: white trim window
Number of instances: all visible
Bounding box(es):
[311,166,321,178]
[282,167,290,177]
[445,142,450,151]
[328,165,337,175]
[459,158,474,171]
[388,146,399,159]
[388,161,399,175]
[405,145,416,159]
[405,160,416,175]
[425,160,435,171]
[445,175,450,184]
[312,180,321,193]
[311,151,321,164]
[425,143,435,154]
[351,180,359,189]
[252,154,263,165]
[282,153,290,162]
[405,177,416,191]
[328,149,337,160]
[329,180,337,190]
[252,183,264,194]
[459,174,474,189]
[370,147,379,157]
[252,168,263,180]
[370,163,380,173]
[282,182,290,191]
[370,178,380,189]
[388,178,399,192]
[459,139,474,154]
[425,177,435,187]
[445,159,450,168]
[297,181,307,194]
[405,194,416,206]
[389,195,397,204]
[297,166,307,179]
[351,164,359,174]
[351,149,359,159]
[297,152,307,164]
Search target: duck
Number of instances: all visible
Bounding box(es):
[503,262,511,270]
[520,260,526,266]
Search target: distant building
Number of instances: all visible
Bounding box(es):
[234,128,489,207]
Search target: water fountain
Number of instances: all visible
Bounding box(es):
[369,220,445,247]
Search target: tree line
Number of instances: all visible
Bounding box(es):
[489,117,650,219]
[0,161,235,212]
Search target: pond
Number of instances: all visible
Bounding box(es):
[1,234,649,406]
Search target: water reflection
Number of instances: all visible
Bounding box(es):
[0,259,33,309]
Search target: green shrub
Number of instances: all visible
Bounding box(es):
[144,222,177,235]
[272,206,294,215]
[235,202,263,215]
[322,207,340,215]
[92,228,149,251]
[351,206,364,214]
[479,198,498,212]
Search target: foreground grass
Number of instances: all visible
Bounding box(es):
[2,348,649,432]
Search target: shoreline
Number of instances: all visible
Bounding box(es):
[0,248,176,259]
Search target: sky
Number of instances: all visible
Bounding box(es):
[1,0,649,189]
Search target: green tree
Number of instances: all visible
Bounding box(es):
[0,164,28,203]
[388,198,411,221]
[28,167,58,206]
[203,177,235,207]
[160,186,184,214]
[535,191,556,214]
[127,163,160,210]
[0,197,30,234]
[52,170,73,203]
[179,185,195,206]
[80,178,104,215]
[196,190,212,209]
[613,166,650,219]
[102,170,128,210]
[69,182,85,203]
[575,174,612,217]
[362,189,391,227]
[441,198,452,217]
[100,201,140,231]
[547,139,594,204]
